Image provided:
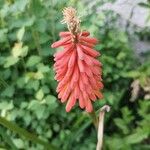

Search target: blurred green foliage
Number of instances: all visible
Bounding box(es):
[0,0,150,150]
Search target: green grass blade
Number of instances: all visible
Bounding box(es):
[0,116,58,150]
[0,127,18,150]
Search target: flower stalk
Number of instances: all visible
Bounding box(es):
[96,105,110,150]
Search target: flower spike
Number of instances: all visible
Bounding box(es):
[51,7,103,112]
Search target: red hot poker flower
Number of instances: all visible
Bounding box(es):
[51,7,103,112]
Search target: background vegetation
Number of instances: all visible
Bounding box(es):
[0,0,150,150]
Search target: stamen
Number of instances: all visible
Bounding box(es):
[61,7,81,36]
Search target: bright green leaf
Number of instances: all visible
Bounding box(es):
[26,55,41,67]
[4,56,19,68]
[35,89,44,100]
[17,27,25,41]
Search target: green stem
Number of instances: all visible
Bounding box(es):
[21,57,27,73]
[32,30,42,56]
[51,0,56,42]
[89,109,99,130]
[0,116,58,150]
[0,77,9,88]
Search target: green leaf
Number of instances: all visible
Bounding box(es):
[53,123,60,132]
[10,16,35,29]
[2,86,15,97]
[10,0,29,12]
[117,52,126,60]
[42,46,54,56]
[35,19,47,33]
[35,89,44,100]
[41,85,49,94]
[17,27,25,41]
[39,33,50,44]
[12,43,28,58]
[28,100,39,110]
[38,64,50,73]
[4,56,19,68]
[122,71,140,78]
[0,101,14,110]
[0,29,8,43]
[45,95,57,105]
[0,56,5,65]
[35,105,45,120]
[25,80,39,90]
[125,132,148,144]
[30,0,46,17]
[138,2,150,8]
[12,139,24,149]
[26,55,41,67]
[28,100,46,119]
[12,43,22,58]
[45,95,58,111]
[65,120,91,150]
[20,46,28,57]
[114,118,129,134]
